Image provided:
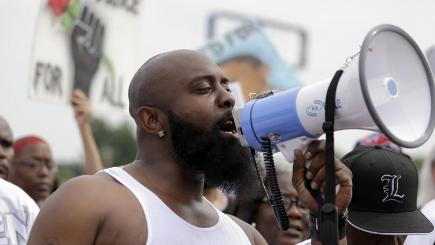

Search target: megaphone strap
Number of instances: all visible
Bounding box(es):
[320,69,344,245]
[323,69,343,202]
[310,210,347,241]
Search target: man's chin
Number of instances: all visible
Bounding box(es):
[276,224,309,245]
[278,232,305,245]
[0,161,10,180]
[167,109,254,193]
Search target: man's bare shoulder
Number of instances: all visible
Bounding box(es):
[52,171,121,200]
[40,171,134,217]
[28,171,139,245]
[227,214,267,245]
[66,171,115,185]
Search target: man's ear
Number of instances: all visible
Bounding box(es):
[137,106,166,135]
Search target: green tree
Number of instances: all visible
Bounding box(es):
[57,118,136,184]
[57,164,83,184]
[91,118,137,167]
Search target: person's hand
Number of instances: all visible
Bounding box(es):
[292,140,352,215]
[72,89,92,127]
[71,5,104,96]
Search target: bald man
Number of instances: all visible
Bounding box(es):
[28,50,352,245]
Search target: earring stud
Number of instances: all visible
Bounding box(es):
[158,130,166,138]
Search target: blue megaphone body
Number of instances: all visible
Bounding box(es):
[239,88,314,151]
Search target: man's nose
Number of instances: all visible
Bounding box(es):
[287,204,303,218]
[216,86,235,109]
[0,145,5,159]
[37,165,50,177]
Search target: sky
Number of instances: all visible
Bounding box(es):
[1,0,435,163]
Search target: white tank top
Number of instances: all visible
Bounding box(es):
[103,167,251,245]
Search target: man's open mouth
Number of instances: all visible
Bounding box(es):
[218,114,237,134]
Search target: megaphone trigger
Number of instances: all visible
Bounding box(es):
[276,137,314,163]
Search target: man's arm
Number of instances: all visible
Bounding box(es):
[228,215,268,245]
[28,176,106,245]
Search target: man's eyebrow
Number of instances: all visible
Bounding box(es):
[190,75,215,84]
[189,75,230,86]
[221,76,230,84]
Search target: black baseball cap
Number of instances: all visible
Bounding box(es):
[342,145,434,235]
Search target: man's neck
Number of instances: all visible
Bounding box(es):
[125,155,205,204]
[203,187,228,211]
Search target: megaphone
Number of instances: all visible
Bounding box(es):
[233,24,435,161]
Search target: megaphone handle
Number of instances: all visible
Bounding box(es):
[304,168,323,204]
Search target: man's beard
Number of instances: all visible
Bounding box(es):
[167,110,256,193]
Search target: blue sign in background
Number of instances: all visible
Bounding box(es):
[199,21,301,90]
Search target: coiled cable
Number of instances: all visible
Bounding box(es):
[260,137,290,230]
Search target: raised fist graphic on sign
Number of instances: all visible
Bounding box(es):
[71,6,105,96]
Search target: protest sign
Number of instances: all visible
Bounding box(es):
[29,0,144,110]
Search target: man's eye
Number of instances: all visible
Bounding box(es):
[47,164,56,171]
[221,80,231,93]
[26,161,39,168]
[0,140,12,148]
[195,87,213,93]
[297,202,308,210]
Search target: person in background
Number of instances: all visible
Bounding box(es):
[405,146,435,244]
[8,90,103,207]
[0,116,13,180]
[416,146,435,208]
[232,153,310,245]
[0,177,40,244]
[342,145,433,245]
[404,197,435,244]
[0,116,40,244]
[354,132,402,153]
[9,135,57,207]
[354,133,435,244]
